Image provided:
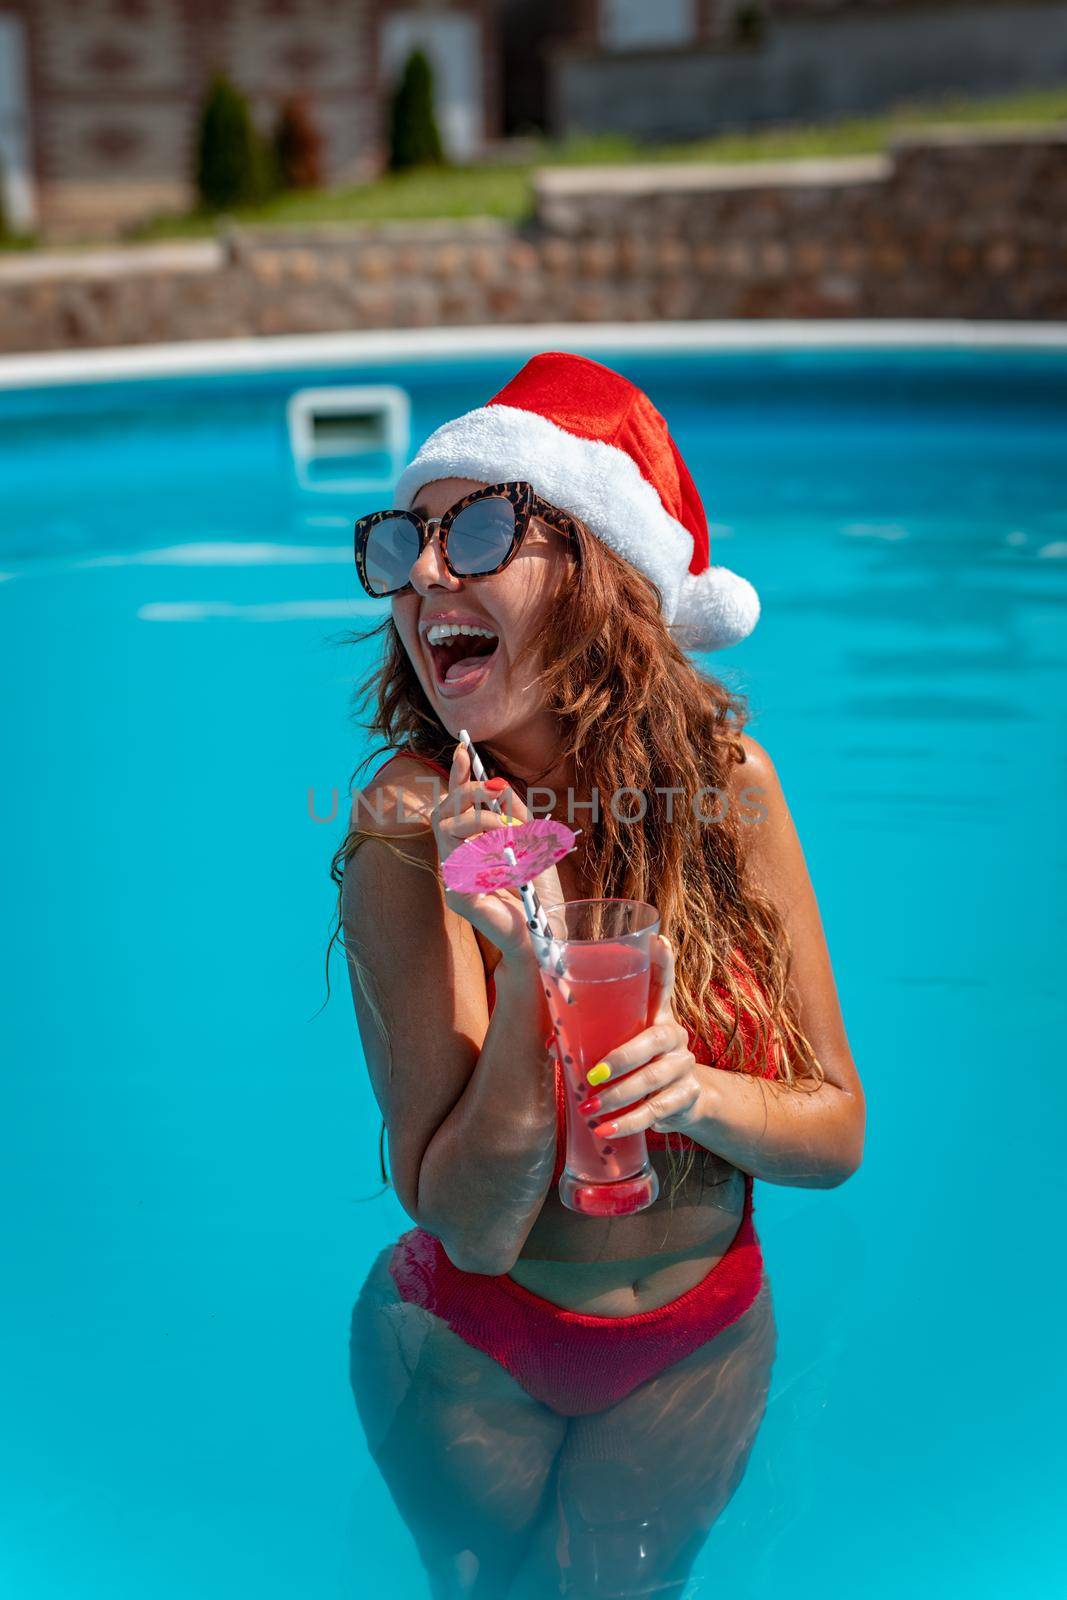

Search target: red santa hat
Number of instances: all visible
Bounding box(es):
[391,350,760,652]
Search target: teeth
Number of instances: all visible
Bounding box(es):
[426,622,497,646]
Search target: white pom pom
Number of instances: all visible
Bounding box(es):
[668,566,761,652]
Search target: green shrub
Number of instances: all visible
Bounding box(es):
[274,94,324,190]
[733,3,766,45]
[194,69,275,210]
[387,48,445,171]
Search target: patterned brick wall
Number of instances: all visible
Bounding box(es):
[4,0,489,234]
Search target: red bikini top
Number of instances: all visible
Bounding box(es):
[376,748,780,1183]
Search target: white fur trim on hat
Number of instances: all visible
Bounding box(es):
[394,403,758,651]
[672,567,761,652]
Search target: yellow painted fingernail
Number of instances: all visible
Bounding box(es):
[587,1062,611,1086]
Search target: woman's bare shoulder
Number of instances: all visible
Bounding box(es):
[734,731,774,781]
[723,732,777,817]
[725,734,800,890]
[348,752,449,841]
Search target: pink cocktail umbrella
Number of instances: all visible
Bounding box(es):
[441,817,577,1004]
[440,817,578,896]
[449,729,576,1004]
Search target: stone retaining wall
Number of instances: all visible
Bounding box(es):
[1,128,1064,354]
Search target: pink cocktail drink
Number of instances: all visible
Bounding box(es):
[536,899,660,1217]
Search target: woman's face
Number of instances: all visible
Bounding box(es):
[390,477,573,746]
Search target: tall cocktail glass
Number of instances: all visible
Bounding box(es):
[533,898,660,1217]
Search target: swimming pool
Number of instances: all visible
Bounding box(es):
[2,332,1065,1599]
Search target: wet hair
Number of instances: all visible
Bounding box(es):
[327,512,824,1205]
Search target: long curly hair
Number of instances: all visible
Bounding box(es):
[328,513,824,1204]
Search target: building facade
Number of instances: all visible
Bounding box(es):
[508,0,1067,143]
[0,0,497,238]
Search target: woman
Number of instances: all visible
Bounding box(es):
[336,351,865,1599]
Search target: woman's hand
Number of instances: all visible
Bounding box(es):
[432,741,566,971]
[577,934,709,1138]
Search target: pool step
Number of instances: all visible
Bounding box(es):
[286,384,410,494]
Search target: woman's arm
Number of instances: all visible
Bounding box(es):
[342,762,558,1275]
[689,736,866,1187]
[416,955,559,1271]
[579,737,865,1188]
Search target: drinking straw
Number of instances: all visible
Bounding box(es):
[458,728,573,1004]
[458,728,508,821]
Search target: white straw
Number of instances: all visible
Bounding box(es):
[504,844,573,1011]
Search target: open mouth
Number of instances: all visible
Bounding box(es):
[425,626,500,691]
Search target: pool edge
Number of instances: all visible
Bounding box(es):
[2,319,1067,390]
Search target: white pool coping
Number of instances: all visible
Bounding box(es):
[1,320,1066,389]
[534,156,891,194]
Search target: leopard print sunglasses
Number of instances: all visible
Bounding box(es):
[353,480,581,598]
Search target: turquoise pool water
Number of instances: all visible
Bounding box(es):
[2,345,1065,1598]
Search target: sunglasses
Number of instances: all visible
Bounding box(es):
[353,480,581,599]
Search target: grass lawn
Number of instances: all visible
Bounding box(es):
[5,82,1066,250]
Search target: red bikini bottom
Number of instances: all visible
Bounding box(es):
[388,1174,764,1417]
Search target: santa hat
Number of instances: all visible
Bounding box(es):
[391,350,760,652]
